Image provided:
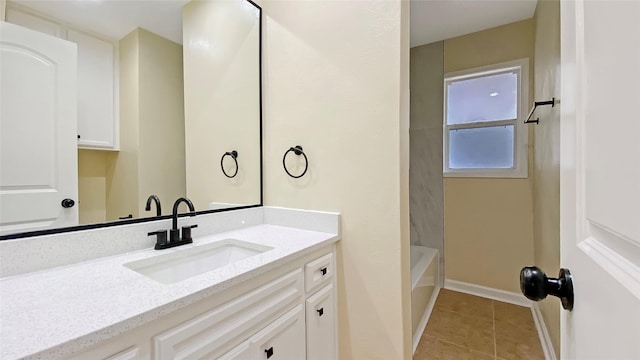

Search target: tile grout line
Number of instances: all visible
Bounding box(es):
[426,334,496,358]
[433,305,493,321]
[424,292,497,358]
[492,300,498,359]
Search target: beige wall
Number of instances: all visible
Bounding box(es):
[444,178,534,292]
[533,0,561,356]
[443,19,535,293]
[106,30,140,221]
[409,42,444,282]
[183,0,261,211]
[90,28,185,221]
[400,1,411,355]
[262,1,411,358]
[137,29,186,215]
[78,149,108,224]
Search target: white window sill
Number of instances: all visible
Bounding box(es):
[443,169,528,179]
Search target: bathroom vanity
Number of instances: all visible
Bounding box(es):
[0,207,340,360]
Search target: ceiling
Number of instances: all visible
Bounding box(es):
[410,0,538,48]
[10,0,189,44]
[12,0,538,50]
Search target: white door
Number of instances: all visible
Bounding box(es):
[560,0,640,358]
[0,22,78,235]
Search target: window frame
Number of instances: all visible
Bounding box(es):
[443,58,529,178]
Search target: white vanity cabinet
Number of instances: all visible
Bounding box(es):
[5,5,119,150]
[153,270,304,359]
[306,284,336,360]
[304,252,337,360]
[65,246,337,360]
[218,304,306,360]
[104,347,141,360]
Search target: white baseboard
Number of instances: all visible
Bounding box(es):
[444,279,532,307]
[531,303,557,360]
[412,286,441,354]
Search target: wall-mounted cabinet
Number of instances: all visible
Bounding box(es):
[67,29,117,149]
[6,5,119,150]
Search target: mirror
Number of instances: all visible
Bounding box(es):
[0,0,262,239]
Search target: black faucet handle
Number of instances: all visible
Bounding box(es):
[148,230,168,248]
[169,229,181,243]
[181,224,198,242]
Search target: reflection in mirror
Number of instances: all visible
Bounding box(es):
[183,0,261,212]
[0,0,262,238]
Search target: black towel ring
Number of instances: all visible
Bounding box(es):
[220,150,239,178]
[283,145,308,178]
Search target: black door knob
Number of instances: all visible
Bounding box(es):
[520,266,574,311]
[61,198,75,208]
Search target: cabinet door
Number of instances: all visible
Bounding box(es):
[154,270,303,360]
[306,284,336,360]
[66,29,117,150]
[249,305,306,360]
[5,8,63,38]
[104,347,141,360]
[218,341,252,360]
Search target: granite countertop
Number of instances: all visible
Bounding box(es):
[0,224,339,360]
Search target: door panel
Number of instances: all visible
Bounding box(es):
[582,1,640,244]
[561,0,640,358]
[0,22,78,234]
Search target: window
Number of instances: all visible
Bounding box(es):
[443,59,528,178]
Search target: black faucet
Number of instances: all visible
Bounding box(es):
[148,197,197,250]
[170,197,197,243]
[145,195,161,216]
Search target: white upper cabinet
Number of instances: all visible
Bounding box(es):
[5,7,62,38]
[6,5,119,150]
[67,29,117,149]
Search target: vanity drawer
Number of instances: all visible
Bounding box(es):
[154,269,303,360]
[104,347,140,360]
[304,253,333,293]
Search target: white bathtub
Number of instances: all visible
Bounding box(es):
[410,245,440,353]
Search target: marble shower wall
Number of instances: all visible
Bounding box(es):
[409,42,444,263]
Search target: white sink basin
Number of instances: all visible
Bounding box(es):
[124,239,273,284]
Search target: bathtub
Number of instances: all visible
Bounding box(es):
[411,245,440,353]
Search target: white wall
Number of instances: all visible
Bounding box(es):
[261,1,411,358]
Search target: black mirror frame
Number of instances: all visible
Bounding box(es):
[0,0,263,241]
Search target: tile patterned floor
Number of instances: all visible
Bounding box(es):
[414,289,545,360]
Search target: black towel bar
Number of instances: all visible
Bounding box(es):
[525,98,555,125]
